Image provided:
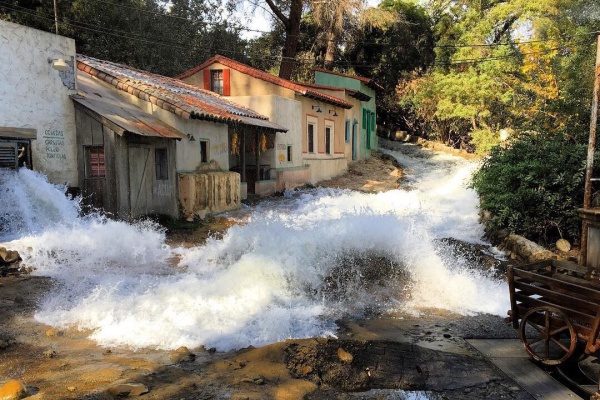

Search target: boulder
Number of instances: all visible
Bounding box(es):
[0,248,21,265]
[503,234,555,263]
[337,348,353,364]
[0,380,26,400]
[168,346,195,363]
[556,239,572,253]
[107,383,148,397]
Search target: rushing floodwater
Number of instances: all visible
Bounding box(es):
[0,144,509,351]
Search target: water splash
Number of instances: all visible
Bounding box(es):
[1,144,509,351]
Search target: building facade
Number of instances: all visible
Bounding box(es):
[314,68,380,161]
[75,55,285,218]
[176,55,354,187]
[0,20,78,185]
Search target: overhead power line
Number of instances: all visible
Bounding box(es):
[1,2,597,71]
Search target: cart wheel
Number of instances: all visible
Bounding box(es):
[519,306,577,366]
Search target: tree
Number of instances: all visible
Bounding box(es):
[0,0,249,77]
[310,0,363,68]
[346,0,435,132]
[398,0,600,152]
[263,0,304,79]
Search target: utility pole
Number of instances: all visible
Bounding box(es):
[53,0,59,35]
[580,34,600,266]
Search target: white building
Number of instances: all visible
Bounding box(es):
[0,20,78,185]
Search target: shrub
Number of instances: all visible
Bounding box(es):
[471,133,589,245]
[470,128,500,155]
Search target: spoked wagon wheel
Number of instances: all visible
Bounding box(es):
[519,306,577,366]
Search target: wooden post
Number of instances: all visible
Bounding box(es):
[53,0,59,34]
[241,130,246,183]
[255,131,261,183]
[581,35,600,266]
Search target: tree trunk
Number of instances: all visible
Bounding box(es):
[278,0,303,80]
[324,30,336,69]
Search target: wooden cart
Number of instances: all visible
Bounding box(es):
[508,260,600,366]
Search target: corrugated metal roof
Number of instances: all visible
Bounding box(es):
[76,55,287,132]
[176,55,354,109]
[73,74,185,140]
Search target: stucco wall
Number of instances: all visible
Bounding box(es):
[79,72,230,172]
[182,62,296,98]
[300,95,345,155]
[304,157,348,184]
[229,95,303,169]
[0,20,77,185]
[314,71,378,158]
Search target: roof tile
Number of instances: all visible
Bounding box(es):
[176,55,353,109]
[76,54,287,132]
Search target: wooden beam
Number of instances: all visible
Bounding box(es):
[581,34,600,267]
[241,130,246,183]
[255,131,261,183]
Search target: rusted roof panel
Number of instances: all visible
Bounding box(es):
[73,74,185,139]
[76,55,287,132]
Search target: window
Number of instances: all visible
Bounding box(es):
[362,109,367,127]
[307,123,315,153]
[155,148,168,180]
[211,70,224,95]
[325,127,332,154]
[287,145,292,163]
[345,120,350,143]
[86,146,105,178]
[200,140,209,163]
[325,121,334,155]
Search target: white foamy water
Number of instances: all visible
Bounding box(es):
[0,144,509,351]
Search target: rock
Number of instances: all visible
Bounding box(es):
[42,349,57,358]
[337,347,353,364]
[0,333,14,350]
[169,346,195,363]
[107,383,148,397]
[556,239,571,253]
[503,234,555,263]
[44,328,61,337]
[0,379,26,400]
[207,347,216,354]
[0,247,21,265]
[67,386,76,392]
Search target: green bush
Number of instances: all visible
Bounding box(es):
[471,134,588,245]
[470,128,500,155]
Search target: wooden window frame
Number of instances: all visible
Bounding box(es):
[155,148,169,181]
[199,139,209,164]
[345,120,350,143]
[324,120,334,155]
[307,116,317,154]
[210,70,224,95]
[85,145,105,178]
[287,145,292,163]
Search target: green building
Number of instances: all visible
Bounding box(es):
[314,68,380,160]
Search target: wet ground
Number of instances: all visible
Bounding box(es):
[0,146,540,399]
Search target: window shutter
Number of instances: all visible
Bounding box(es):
[223,69,231,96]
[362,109,367,127]
[203,69,211,90]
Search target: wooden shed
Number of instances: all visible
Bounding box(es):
[72,74,185,218]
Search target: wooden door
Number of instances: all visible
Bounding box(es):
[128,146,152,217]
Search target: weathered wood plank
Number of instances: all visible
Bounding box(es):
[468,339,579,400]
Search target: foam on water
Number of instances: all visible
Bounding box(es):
[0,144,509,351]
